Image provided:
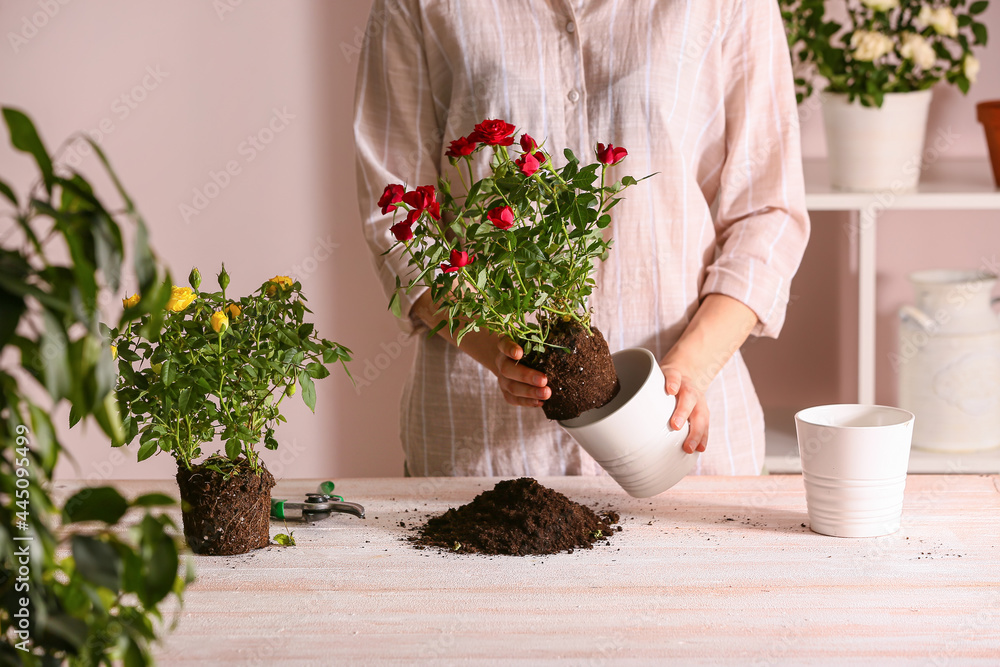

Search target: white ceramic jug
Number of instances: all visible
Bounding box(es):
[897,269,1000,453]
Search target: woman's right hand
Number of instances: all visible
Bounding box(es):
[494,338,550,408]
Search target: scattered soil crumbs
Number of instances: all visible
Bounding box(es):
[409,478,620,556]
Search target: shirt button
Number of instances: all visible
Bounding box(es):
[566,21,576,34]
[568,90,580,102]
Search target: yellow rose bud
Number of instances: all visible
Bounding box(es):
[111,345,118,360]
[211,310,229,334]
[122,293,140,309]
[165,286,196,312]
[225,303,241,320]
[266,275,293,297]
[151,363,162,375]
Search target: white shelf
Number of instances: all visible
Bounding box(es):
[763,407,1000,475]
[763,159,1000,474]
[804,158,1000,210]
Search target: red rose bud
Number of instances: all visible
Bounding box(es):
[402,185,437,212]
[441,249,474,273]
[427,200,441,220]
[596,143,628,165]
[390,222,413,242]
[445,135,478,158]
[470,119,516,146]
[519,133,537,152]
[378,183,405,214]
[514,152,540,177]
[487,205,515,230]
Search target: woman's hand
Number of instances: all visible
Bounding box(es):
[495,338,550,408]
[660,364,709,455]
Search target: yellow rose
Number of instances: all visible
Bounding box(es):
[225,303,241,319]
[210,310,229,334]
[166,286,196,312]
[266,275,293,297]
[122,293,140,309]
[110,345,118,360]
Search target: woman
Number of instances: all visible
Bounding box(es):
[354,0,809,477]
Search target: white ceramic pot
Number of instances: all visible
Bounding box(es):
[795,404,914,538]
[559,348,696,498]
[897,269,1000,453]
[822,90,932,192]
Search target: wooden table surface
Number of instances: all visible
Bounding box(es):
[59,475,1000,666]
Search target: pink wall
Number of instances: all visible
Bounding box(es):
[1,2,997,481]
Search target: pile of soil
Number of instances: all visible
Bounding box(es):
[409,478,620,556]
[523,321,619,421]
[176,457,275,556]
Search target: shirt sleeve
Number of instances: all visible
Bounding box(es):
[354,0,440,334]
[701,0,810,339]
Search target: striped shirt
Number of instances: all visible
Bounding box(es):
[354,0,810,477]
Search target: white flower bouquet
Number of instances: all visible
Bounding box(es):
[781,0,989,106]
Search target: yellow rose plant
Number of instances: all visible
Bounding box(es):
[109,265,353,474]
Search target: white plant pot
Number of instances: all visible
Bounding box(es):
[795,404,914,538]
[822,90,933,192]
[559,348,696,498]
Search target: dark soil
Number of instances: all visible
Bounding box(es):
[176,458,275,556]
[409,478,620,556]
[522,320,619,421]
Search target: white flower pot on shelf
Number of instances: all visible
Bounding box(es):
[822,89,933,192]
[559,348,697,498]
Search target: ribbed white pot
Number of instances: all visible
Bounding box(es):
[559,348,697,498]
[796,404,915,538]
[822,90,933,192]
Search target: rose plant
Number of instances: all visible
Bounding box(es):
[109,267,352,554]
[379,119,650,420]
[781,0,989,105]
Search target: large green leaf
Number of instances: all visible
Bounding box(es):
[71,535,122,590]
[298,370,316,412]
[137,515,179,607]
[63,486,129,524]
[2,107,53,192]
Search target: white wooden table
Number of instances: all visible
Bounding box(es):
[62,475,1000,666]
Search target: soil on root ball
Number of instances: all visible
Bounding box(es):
[409,477,620,556]
[522,320,619,421]
[176,458,275,556]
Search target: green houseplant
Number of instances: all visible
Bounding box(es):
[0,108,189,666]
[780,0,989,191]
[379,119,649,420]
[110,268,353,555]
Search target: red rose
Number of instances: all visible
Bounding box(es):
[596,143,628,165]
[487,205,515,230]
[378,183,405,214]
[441,249,474,273]
[470,119,516,146]
[390,222,413,242]
[404,209,421,226]
[519,133,537,152]
[402,185,436,211]
[533,150,545,163]
[446,135,478,158]
[514,152,539,177]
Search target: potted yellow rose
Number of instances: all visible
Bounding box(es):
[110,266,352,555]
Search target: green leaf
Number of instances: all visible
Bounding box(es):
[972,22,988,46]
[970,1,988,15]
[299,370,316,412]
[389,291,402,318]
[225,438,241,460]
[64,486,129,524]
[137,514,179,606]
[273,532,296,547]
[161,358,175,386]
[0,176,17,205]
[2,107,53,192]
[71,535,122,589]
[132,492,175,507]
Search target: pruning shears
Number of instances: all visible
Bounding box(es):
[270,481,366,521]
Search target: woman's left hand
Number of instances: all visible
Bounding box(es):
[660,364,709,454]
